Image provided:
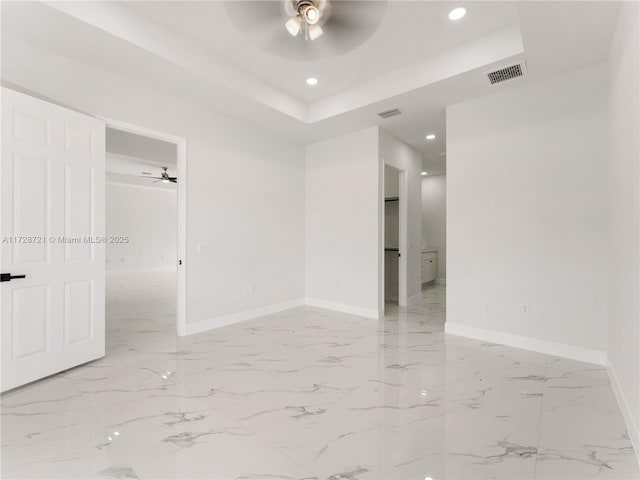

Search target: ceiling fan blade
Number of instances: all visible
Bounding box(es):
[323,0,387,26]
[315,1,386,53]
[140,176,163,180]
[223,0,387,61]
[224,1,285,29]
[170,179,177,183]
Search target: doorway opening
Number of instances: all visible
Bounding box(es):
[419,166,446,326]
[420,172,446,291]
[383,164,407,306]
[102,119,187,341]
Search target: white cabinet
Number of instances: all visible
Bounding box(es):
[421,251,437,283]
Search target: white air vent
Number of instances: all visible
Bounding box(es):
[484,61,527,85]
[377,108,402,119]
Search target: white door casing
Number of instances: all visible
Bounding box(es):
[1,88,105,392]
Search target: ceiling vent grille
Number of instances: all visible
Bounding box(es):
[484,61,527,85]
[377,108,402,119]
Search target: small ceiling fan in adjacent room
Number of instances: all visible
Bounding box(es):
[140,167,177,184]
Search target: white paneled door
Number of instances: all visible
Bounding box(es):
[1,88,105,392]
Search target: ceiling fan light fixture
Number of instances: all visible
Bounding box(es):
[161,179,170,184]
[285,16,302,36]
[303,5,320,24]
[285,0,322,40]
[308,23,323,40]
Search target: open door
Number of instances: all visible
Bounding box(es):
[1,88,105,392]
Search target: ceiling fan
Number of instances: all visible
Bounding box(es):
[284,0,326,40]
[223,0,387,61]
[140,167,177,184]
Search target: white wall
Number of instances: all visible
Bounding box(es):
[607,1,640,454]
[106,182,176,273]
[2,39,306,327]
[305,128,422,314]
[384,165,400,198]
[421,174,446,280]
[305,127,380,318]
[446,63,609,359]
[379,129,423,301]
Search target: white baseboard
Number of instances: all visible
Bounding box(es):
[607,355,640,464]
[185,297,381,336]
[444,322,608,366]
[304,298,381,319]
[436,278,447,285]
[185,298,305,335]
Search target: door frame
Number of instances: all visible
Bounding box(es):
[99,117,188,336]
[397,168,408,306]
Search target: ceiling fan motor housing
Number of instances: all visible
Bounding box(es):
[295,0,320,24]
[296,0,320,25]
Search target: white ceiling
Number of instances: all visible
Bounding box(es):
[105,128,177,188]
[120,1,519,103]
[106,154,177,189]
[106,153,174,176]
[1,1,621,174]
[107,128,177,167]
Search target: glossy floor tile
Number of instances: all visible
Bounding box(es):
[1,271,638,479]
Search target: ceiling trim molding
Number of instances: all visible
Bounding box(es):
[308,23,524,122]
[44,1,309,122]
[43,2,524,126]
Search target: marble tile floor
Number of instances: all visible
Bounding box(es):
[1,272,638,479]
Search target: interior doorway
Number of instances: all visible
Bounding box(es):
[101,118,187,338]
[420,172,446,289]
[383,164,408,306]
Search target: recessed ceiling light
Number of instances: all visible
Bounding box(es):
[421,171,428,176]
[426,134,436,140]
[449,6,467,21]
[306,77,318,86]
